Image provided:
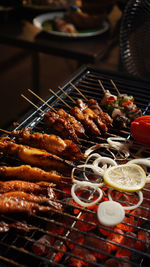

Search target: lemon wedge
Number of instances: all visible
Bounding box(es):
[103,163,146,192]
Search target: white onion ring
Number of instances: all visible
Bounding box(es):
[71,164,104,187]
[85,153,102,166]
[107,137,131,158]
[84,144,102,157]
[108,188,143,210]
[128,158,150,183]
[128,158,150,167]
[71,183,103,207]
[107,137,128,146]
[93,156,117,168]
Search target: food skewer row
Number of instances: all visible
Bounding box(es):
[22,92,85,144]
[49,85,112,136]
[0,128,83,162]
[99,80,142,128]
[0,164,71,183]
[67,82,113,128]
[0,136,74,173]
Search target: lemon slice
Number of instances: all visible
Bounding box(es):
[103,163,146,192]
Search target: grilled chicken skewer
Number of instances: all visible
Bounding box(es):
[50,87,102,136]
[71,105,101,136]
[0,180,55,195]
[24,90,86,143]
[0,137,73,173]
[87,98,113,127]
[0,191,62,211]
[0,165,71,183]
[54,86,112,135]
[43,110,80,143]
[0,197,58,215]
[2,128,83,161]
[69,83,113,128]
[0,191,55,206]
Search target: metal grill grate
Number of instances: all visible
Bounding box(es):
[0,66,150,267]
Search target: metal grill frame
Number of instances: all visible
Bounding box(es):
[0,65,150,267]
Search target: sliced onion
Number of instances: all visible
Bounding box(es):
[84,144,102,157]
[108,188,143,210]
[71,164,104,187]
[71,184,103,207]
[146,174,150,183]
[107,137,131,158]
[85,153,102,166]
[93,156,117,168]
[97,201,125,226]
[128,158,150,183]
[128,158,150,167]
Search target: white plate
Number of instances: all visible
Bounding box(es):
[33,12,109,38]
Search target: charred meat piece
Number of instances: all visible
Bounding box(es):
[0,180,55,196]
[71,106,101,136]
[0,165,71,183]
[0,197,53,215]
[0,137,73,172]
[0,221,37,233]
[44,111,80,143]
[87,98,113,126]
[57,108,86,138]
[76,98,108,133]
[10,128,83,161]
[0,191,62,211]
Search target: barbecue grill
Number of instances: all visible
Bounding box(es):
[0,65,150,267]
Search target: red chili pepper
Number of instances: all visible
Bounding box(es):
[107,96,116,103]
[121,101,132,107]
[130,115,150,145]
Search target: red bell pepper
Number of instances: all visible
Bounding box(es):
[130,116,150,145]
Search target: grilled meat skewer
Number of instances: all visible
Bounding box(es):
[0,165,71,183]
[9,128,83,161]
[87,98,113,126]
[44,111,79,143]
[71,106,101,136]
[0,197,56,215]
[0,221,37,233]
[0,137,73,172]
[100,84,142,127]
[57,108,86,138]
[76,98,108,133]
[44,109,86,143]
[0,191,52,205]
[0,180,55,196]
[0,191,62,211]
